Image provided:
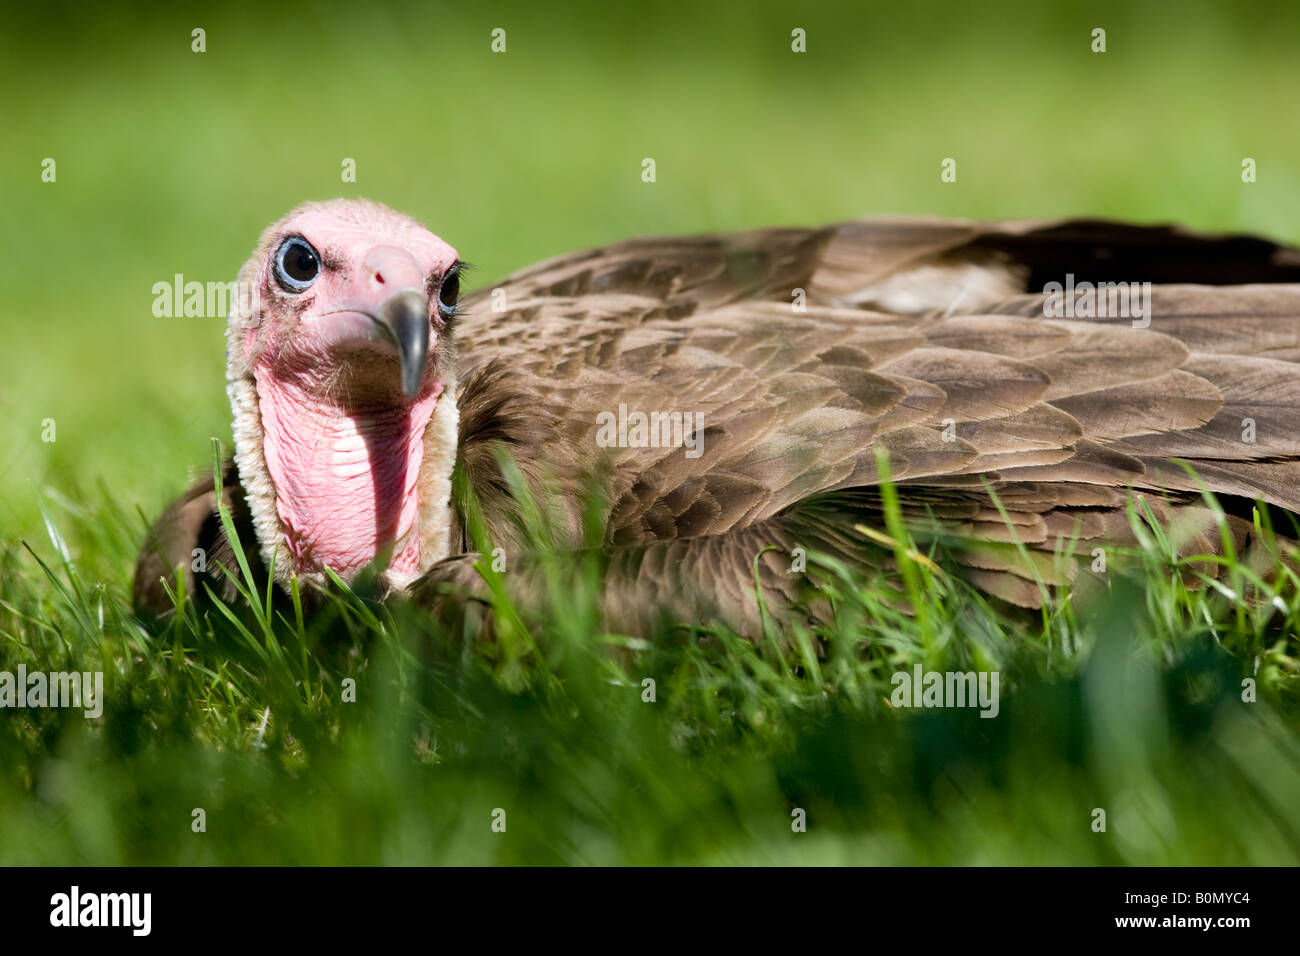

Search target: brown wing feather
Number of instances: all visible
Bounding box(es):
[441,218,1300,631]
[133,460,261,619]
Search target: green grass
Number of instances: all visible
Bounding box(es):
[1,440,1298,864]
[6,0,1300,544]
[3,0,1300,864]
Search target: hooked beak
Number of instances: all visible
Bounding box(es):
[374,288,431,398]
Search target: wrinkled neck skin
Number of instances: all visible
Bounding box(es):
[229,348,460,594]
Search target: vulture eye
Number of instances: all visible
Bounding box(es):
[437,268,460,315]
[274,237,321,292]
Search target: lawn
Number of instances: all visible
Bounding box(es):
[1,0,1298,864]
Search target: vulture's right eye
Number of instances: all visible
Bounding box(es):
[274,237,321,292]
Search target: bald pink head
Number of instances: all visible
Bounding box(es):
[232,198,461,397]
[227,199,463,587]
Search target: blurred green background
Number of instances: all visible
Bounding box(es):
[3,0,1300,541]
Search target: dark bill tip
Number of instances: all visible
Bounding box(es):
[374,289,431,397]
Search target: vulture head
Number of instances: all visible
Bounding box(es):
[226,199,463,591]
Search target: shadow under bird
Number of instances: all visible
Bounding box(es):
[134,199,1300,636]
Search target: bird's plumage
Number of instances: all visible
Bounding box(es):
[134,209,1300,637]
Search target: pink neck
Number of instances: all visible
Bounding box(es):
[253,367,441,578]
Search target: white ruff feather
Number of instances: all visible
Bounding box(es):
[226,316,459,594]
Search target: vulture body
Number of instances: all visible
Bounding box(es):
[134,201,1300,637]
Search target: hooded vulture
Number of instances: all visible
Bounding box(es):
[133,199,1300,637]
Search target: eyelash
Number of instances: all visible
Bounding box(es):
[431,262,472,321]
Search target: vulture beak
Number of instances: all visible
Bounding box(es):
[373,288,431,398]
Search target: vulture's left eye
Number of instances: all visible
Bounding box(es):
[274,237,321,292]
[437,268,460,314]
